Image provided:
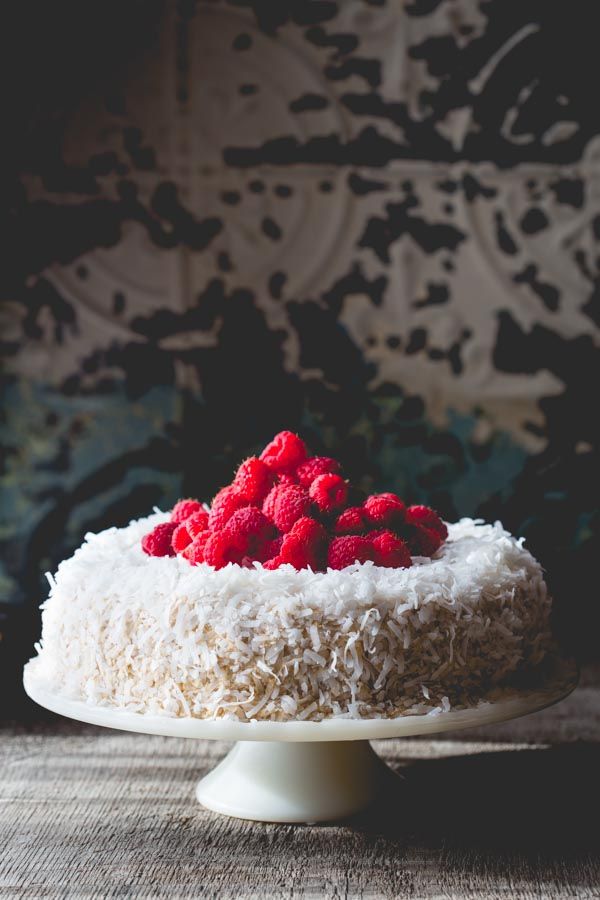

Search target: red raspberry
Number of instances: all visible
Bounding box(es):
[405,505,448,539]
[208,486,250,531]
[261,535,284,562]
[203,531,244,569]
[296,456,341,487]
[211,485,230,506]
[141,522,177,557]
[172,522,193,554]
[371,530,412,568]
[170,498,203,524]
[234,457,275,504]
[260,430,307,474]
[262,485,280,521]
[277,473,298,487]
[309,473,348,514]
[334,506,367,535]
[186,510,209,538]
[327,536,375,570]
[367,529,392,541]
[279,516,327,570]
[363,492,406,529]
[182,530,211,565]
[224,507,275,557]
[263,483,311,532]
[408,525,443,557]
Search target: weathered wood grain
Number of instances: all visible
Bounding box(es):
[1,668,599,899]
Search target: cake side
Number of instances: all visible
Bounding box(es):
[30,514,554,721]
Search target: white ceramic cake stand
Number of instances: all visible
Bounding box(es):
[23,657,577,824]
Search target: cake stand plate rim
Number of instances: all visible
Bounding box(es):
[23,655,578,742]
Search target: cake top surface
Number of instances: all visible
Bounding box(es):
[45,512,542,621]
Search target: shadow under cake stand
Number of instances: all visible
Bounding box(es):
[23,656,577,824]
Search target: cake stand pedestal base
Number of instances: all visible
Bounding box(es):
[196,740,392,823]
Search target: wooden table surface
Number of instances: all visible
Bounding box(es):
[1,666,599,899]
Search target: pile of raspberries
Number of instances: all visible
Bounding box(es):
[142,431,447,571]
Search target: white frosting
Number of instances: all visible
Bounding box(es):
[31,514,553,721]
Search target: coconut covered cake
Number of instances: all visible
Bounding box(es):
[29,432,554,721]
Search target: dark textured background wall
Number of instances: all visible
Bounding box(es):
[1,0,599,713]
